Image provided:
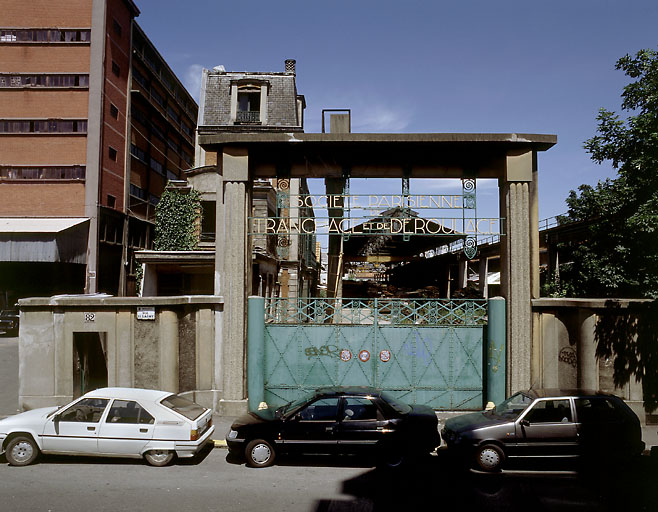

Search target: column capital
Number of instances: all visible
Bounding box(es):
[222,146,249,181]
[505,149,535,182]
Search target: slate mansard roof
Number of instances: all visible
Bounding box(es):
[199,62,304,133]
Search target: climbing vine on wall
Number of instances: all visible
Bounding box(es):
[154,187,202,250]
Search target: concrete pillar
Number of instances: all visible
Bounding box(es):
[457,258,468,290]
[247,296,265,412]
[479,257,489,299]
[213,159,224,409]
[159,310,179,393]
[486,297,506,405]
[577,309,598,390]
[500,149,537,393]
[218,147,250,414]
[196,307,213,390]
[116,310,133,386]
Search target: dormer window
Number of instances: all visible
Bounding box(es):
[237,90,260,123]
[230,81,268,125]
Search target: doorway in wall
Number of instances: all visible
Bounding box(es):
[73,332,108,398]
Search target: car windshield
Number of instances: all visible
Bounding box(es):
[380,391,412,414]
[160,394,206,420]
[277,391,317,418]
[491,392,534,419]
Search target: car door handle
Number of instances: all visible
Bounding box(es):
[87,426,95,431]
[326,426,335,432]
[140,428,148,433]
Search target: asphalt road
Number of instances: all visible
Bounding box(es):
[1,447,658,512]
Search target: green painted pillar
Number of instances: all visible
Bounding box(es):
[486,297,506,406]
[247,296,265,413]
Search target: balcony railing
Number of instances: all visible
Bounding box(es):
[236,110,260,123]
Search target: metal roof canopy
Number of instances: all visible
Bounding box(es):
[0,217,89,263]
[197,132,557,179]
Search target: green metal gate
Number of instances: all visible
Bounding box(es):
[254,297,491,410]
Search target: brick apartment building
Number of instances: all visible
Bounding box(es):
[0,0,197,306]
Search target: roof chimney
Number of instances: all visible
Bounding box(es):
[285,59,296,75]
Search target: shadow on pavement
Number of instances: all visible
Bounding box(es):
[312,451,658,512]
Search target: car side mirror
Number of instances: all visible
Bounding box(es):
[54,413,61,434]
[520,419,530,427]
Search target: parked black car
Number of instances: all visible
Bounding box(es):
[227,386,441,468]
[441,389,645,471]
[0,309,18,335]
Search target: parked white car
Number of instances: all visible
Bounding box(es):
[0,387,215,466]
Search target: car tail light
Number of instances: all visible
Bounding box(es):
[190,429,199,441]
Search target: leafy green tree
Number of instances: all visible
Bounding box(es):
[561,47,658,299]
[154,187,202,251]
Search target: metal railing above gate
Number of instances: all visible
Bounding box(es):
[264,297,488,326]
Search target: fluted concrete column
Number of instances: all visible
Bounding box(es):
[218,146,250,414]
[500,149,538,394]
[159,310,179,393]
[577,309,598,390]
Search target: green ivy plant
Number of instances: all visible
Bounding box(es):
[154,187,202,251]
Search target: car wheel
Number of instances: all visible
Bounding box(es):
[245,439,275,468]
[475,444,504,472]
[5,435,39,466]
[377,446,405,469]
[144,449,174,467]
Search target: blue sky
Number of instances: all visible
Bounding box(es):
[135,0,657,220]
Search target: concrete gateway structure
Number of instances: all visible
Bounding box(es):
[16,59,648,422]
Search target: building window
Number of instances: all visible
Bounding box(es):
[0,165,85,180]
[110,103,119,119]
[151,88,164,108]
[132,67,148,89]
[149,157,164,175]
[181,122,193,137]
[112,19,122,37]
[167,105,180,123]
[111,61,120,77]
[0,29,91,43]
[0,119,87,133]
[109,147,117,161]
[0,74,89,88]
[130,184,146,200]
[129,143,147,163]
[236,91,261,123]
[107,195,116,208]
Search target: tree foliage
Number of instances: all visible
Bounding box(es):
[561,47,658,299]
[154,187,202,251]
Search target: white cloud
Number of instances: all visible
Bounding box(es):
[353,103,413,132]
[183,64,204,103]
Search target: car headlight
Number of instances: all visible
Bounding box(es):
[228,429,238,440]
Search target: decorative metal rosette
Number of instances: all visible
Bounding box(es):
[462,178,475,193]
[379,350,391,363]
[340,349,352,362]
[358,350,370,362]
[464,236,477,260]
[277,236,291,247]
[277,179,290,190]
